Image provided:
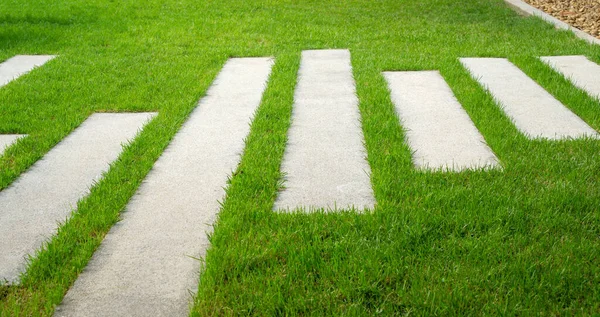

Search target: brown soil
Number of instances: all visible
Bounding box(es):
[522,0,600,39]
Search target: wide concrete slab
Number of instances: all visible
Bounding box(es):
[274,49,375,212]
[0,113,156,282]
[0,55,56,88]
[540,55,600,101]
[55,58,273,317]
[0,134,26,155]
[460,57,599,140]
[383,71,500,171]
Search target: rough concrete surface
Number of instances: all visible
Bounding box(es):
[0,55,56,88]
[541,55,600,101]
[274,49,375,212]
[460,57,599,140]
[55,58,273,317]
[0,113,156,282]
[383,71,500,171]
[0,134,26,155]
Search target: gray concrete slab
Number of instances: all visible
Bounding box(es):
[383,71,500,171]
[0,134,26,155]
[503,0,600,46]
[540,55,600,101]
[0,113,156,283]
[55,58,273,317]
[274,49,375,212]
[0,55,56,88]
[460,57,599,140]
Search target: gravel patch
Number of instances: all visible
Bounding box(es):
[522,0,600,39]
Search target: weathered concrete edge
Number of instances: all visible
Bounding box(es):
[503,0,600,46]
[0,135,27,154]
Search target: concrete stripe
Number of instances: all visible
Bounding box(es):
[274,49,374,212]
[383,71,500,171]
[460,58,599,140]
[503,0,600,46]
[0,55,56,88]
[0,113,156,282]
[0,134,26,155]
[56,58,273,317]
[540,55,600,101]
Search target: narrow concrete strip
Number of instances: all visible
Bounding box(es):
[274,49,375,212]
[0,55,56,88]
[540,55,600,101]
[383,71,499,171]
[503,0,600,46]
[0,113,156,282]
[55,58,273,317]
[460,57,599,140]
[0,134,26,155]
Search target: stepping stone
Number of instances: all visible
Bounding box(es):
[0,113,156,283]
[0,55,56,88]
[383,71,500,171]
[56,58,273,317]
[460,57,599,140]
[540,55,600,101]
[0,134,26,155]
[274,49,375,212]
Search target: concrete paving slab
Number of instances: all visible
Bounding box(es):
[383,71,500,171]
[0,112,156,283]
[274,49,375,212]
[0,55,56,88]
[0,134,26,155]
[55,58,273,317]
[540,55,600,101]
[460,57,599,140]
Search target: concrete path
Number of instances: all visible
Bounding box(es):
[274,49,375,212]
[55,58,273,317]
[0,55,56,88]
[540,55,600,101]
[460,57,598,140]
[0,134,26,155]
[0,113,156,282]
[383,71,499,171]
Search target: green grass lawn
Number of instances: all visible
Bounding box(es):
[1,0,600,315]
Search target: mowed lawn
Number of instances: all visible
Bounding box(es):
[1,0,600,315]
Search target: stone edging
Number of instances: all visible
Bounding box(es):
[504,0,600,46]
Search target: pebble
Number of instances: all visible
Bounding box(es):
[523,0,600,39]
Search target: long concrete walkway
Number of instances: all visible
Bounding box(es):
[0,55,56,88]
[0,113,156,282]
[384,71,499,171]
[274,49,375,212]
[55,58,273,317]
[461,57,598,140]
